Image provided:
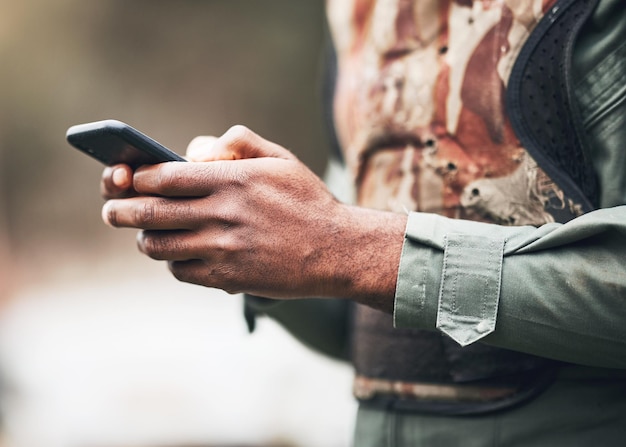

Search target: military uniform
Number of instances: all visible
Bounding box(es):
[246,0,626,444]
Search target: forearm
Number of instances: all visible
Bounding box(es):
[395,207,626,368]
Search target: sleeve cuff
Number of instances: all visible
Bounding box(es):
[393,212,506,346]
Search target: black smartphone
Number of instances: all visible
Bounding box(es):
[66,119,186,169]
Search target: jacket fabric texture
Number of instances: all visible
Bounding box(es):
[244,0,626,443]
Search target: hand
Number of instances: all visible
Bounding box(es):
[102,126,406,311]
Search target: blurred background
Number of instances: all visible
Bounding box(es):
[0,1,357,446]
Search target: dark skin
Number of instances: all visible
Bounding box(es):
[101,125,407,313]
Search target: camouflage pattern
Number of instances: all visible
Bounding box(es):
[325,0,586,405]
[326,0,585,225]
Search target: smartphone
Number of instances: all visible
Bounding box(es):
[66,119,186,169]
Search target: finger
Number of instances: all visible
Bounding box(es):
[132,160,245,197]
[167,259,211,287]
[102,197,207,230]
[167,259,242,294]
[101,164,134,199]
[133,127,298,197]
[137,230,202,261]
[214,125,296,160]
[186,136,230,162]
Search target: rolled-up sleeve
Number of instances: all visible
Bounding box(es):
[394,206,626,369]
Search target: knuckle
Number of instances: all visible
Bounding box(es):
[168,260,203,285]
[139,231,180,259]
[135,201,158,226]
[207,266,239,295]
[168,261,200,285]
[224,124,254,148]
[225,124,251,139]
[214,232,241,254]
[167,259,244,295]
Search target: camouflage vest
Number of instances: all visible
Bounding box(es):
[326,0,599,414]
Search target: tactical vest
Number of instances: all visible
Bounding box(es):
[349,0,600,415]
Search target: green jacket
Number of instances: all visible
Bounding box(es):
[247,0,626,371]
[246,0,626,444]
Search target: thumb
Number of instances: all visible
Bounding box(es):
[214,125,296,160]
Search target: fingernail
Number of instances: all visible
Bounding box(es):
[102,201,114,227]
[136,230,146,254]
[112,167,128,187]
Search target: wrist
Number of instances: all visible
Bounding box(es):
[324,205,408,313]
